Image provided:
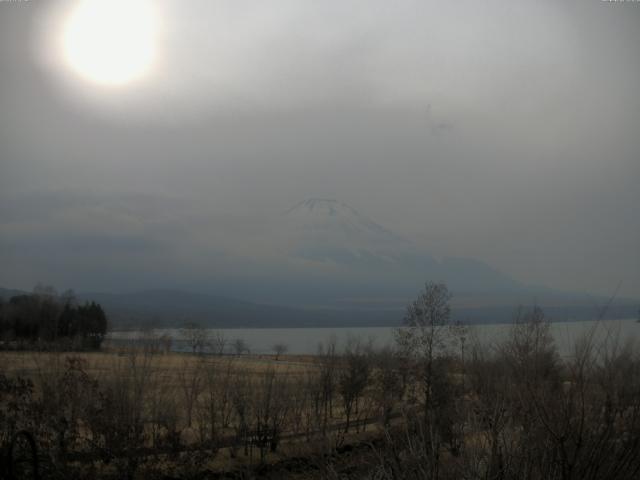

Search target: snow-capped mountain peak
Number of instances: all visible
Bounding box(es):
[281,199,412,267]
[285,198,404,243]
[277,199,522,296]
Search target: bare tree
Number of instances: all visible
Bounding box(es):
[159,333,173,354]
[181,322,210,354]
[317,337,339,435]
[396,281,452,401]
[196,357,235,451]
[211,330,227,356]
[338,339,371,433]
[450,320,470,390]
[249,368,292,461]
[178,357,204,428]
[233,338,249,356]
[395,282,454,478]
[272,343,288,360]
[85,350,156,479]
[373,346,404,427]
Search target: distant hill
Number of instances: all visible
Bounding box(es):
[76,289,339,328]
[0,287,25,300]
[1,286,637,329]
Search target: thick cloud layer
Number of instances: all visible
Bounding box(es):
[0,0,638,299]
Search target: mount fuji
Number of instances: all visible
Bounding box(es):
[86,198,637,328]
[10,198,629,329]
[270,198,526,306]
[282,198,413,267]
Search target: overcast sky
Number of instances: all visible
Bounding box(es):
[1,0,639,298]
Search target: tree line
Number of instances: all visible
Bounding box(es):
[0,285,108,349]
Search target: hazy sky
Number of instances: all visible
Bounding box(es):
[1,0,639,298]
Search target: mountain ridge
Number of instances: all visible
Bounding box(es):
[1,286,637,329]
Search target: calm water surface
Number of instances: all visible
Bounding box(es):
[107,319,639,357]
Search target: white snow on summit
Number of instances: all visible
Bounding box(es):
[281,199,414,266]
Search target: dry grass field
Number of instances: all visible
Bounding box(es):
[1,346,392,478]
[0,350,318,378]
[2,311,640,479]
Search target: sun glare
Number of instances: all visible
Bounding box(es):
[62,0,158,87]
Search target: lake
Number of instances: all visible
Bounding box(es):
[107,318,640,357]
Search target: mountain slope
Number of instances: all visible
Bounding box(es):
[282,198,414,267]
[277,199,525,304]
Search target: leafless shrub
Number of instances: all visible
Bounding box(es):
[211,330,227,356]
[233,338,249,356]
[178,356,204,429]
[316,337,339,436]
[249,367,291,461]
[338,338,371,433]
[83,351,156,479]
[181,322,210,354]
[272,343,288,360]
[196,357,235,452]
[371,346,404,427]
